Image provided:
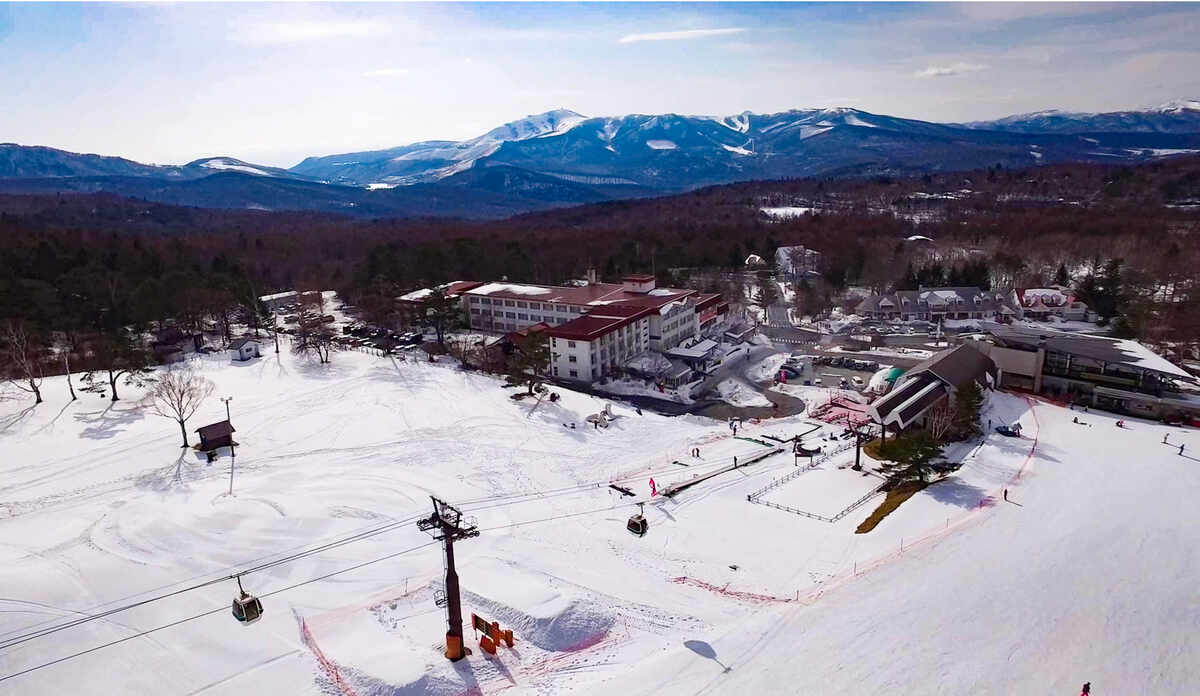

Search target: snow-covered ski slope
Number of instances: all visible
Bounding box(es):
[0,349,1196,694]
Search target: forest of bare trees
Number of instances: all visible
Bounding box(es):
[1,154,1197,400]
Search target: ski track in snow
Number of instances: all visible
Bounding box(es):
[1,350,1196,694]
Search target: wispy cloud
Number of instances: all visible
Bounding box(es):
[231,20,390,44]
[915,62,988,78]
[363,67,409,78]
[618,28,745,44]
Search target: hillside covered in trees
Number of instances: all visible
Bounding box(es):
[2,155,1198,365]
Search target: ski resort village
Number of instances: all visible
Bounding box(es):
[2,243,1199,695]
[5,3,1200,692]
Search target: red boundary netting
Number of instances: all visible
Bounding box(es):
[677,396,1043,608]
[299,617,359,696]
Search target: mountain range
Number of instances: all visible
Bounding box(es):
[2,100,1198,218]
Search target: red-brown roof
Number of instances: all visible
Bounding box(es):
[506,322,550,340]
[464,281,694,309]
[544,304,656,341]
[695,293,724,311]
[445,280,484,296]
[622,274,656,282]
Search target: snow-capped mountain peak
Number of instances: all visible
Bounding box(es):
[1152,98,1200,113]
[187,157,274,177]
[478,109,588,144]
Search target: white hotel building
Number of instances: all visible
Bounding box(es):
[458,274,728,383]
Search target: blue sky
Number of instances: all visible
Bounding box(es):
[1,2,1197,167]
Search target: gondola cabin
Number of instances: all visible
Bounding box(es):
[626,502,648,537]
[232,592,263,624]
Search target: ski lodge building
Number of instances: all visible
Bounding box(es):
[868,345,996,431]
[967,326,1200,421]
[456,274,728,384]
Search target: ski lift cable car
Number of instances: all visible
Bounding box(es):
[627,502,648,537]
[231,575,264,625]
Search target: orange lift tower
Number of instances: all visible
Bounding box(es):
[418,496,480,661]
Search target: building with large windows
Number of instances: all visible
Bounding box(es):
[968,325,1200,421]
[453,274,728,384]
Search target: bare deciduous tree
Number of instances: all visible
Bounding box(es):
[147,368,215,447]
[1,322,45,405]
[292,293,335,363]
[54,338,78,401]
[926,398,956,442]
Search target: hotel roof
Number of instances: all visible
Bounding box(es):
[465,281,695,309]
[543,304,656,341]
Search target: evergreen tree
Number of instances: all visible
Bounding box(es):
[508,330,550,394]
[81,329,155,402]
[754,274,780,308]
[425,287,463,348]
[952,380,985,439]
[876,432,945,484]
[896,262,920,291]
[1054,263,1070,287]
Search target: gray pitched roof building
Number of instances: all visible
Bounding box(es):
[857,286,1019,321]
[868,345,995,430]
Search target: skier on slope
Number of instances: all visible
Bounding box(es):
[1080,682,1091,695]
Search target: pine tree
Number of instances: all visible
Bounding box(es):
[508,331,550,394]
[425,287,463,348]
[754,275,780,308]
[1054,263,1070,287]
[952,380,985,439]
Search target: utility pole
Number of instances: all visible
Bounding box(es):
[221,397,235,495]
[417,497,479,661]
[227,440,236,495]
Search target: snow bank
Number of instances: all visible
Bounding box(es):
[717,379,772,408]
[748,353,787,382]
[462,558,616,652]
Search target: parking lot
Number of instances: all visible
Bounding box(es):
[775,352,888,391]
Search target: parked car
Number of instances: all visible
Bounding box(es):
[852,376,865,387]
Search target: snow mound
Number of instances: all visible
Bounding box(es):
[749,353,787,382]
[462,557,616,652]
[646,140,678,150]
[717,379,771,408]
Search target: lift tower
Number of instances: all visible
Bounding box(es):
[417,496,479,660]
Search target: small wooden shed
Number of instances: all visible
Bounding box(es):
[195,420,236,452]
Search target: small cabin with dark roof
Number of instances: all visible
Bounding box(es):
[195,420,236,452]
